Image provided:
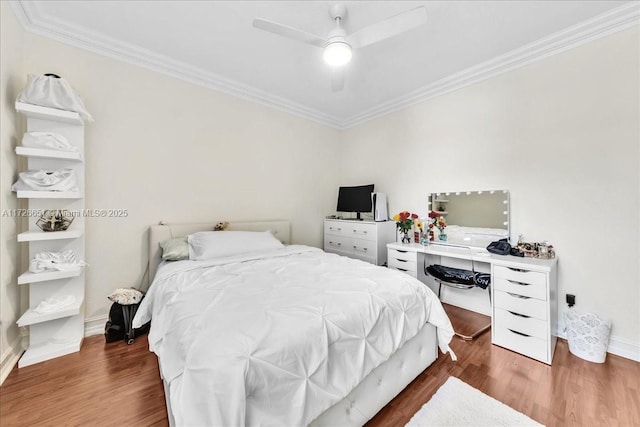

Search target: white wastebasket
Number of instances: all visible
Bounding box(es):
[564,310,611,363]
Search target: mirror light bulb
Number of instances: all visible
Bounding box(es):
[324,42,352,66]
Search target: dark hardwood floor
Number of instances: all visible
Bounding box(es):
[1,304,638,426]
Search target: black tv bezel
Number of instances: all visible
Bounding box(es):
[336,184,375,220]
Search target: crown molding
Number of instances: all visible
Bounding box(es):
[9,1,344,129]
[10,1,640,130]
[343,1,640,128]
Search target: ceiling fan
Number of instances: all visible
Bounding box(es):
[253,4,428,92]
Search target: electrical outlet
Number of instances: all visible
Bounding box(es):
[566,294,576,307]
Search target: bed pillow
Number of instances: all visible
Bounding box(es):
[159,236,189,261]
[188,230,284,261]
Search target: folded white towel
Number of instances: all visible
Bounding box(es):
[29,250,86,273]
[33,295,76,314]
[22,132,78,152]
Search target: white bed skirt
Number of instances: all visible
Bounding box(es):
[161,323,437,427]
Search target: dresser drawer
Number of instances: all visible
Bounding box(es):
[352,238,376,258]
[389,265,418,278]
[494,266,546,287]
[493,322,548,363]
[350,223,376,241]
[494,290,547,320]
[324,221,347,237]
[494,308,548,340]
[493,277,546,300]
[324,235,350,253]
[388,257,417,273]
[388,248,417,263]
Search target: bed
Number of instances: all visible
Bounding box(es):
[133,221,455,426]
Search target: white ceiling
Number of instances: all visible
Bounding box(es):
[11,1,639,128]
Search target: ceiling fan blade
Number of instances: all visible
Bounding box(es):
[331,68,345,92]
[349,6,427,49]
[253,18,327,48]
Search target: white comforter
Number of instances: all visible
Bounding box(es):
[134,245,454,427]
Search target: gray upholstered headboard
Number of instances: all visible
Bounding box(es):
[148,220,291,283]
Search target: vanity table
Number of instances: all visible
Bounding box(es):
[387,242,558,365]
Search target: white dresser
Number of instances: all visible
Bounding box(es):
[387,242,558,364]
[324,219,396,266]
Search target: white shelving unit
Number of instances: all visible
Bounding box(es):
[16,191,83,199]
[15,102,87,368]
[17,229,83,242]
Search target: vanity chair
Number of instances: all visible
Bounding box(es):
[424,244,492,340]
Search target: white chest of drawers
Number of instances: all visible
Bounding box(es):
[324,219,396,266]
[491,261,558,365]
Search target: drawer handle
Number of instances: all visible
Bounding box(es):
[397,250,408,253]
[508,280,530,286]
[508,311,530,318]
[354,246,368,251]
[396,259,407,263]
[397,268,408,272]
[507,267,526,272]
[508,329,531,337]
[507,292,530,299]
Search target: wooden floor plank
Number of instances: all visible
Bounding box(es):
[1,304,638,426]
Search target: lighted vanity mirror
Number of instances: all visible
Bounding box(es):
[428,190,510,248]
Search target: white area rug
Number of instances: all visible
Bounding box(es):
[406,377,544,426]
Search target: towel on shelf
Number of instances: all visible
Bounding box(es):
[33,295,76,314]
[22,131,78,152]
[29,250,86,273]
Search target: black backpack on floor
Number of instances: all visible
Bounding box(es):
[104,301,150,344]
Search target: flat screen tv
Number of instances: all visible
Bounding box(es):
[336,184,374,220]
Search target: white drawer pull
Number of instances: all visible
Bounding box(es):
[508,280,530,286]
[508,329,531,337]
[508,311,530,318]
[507,292,530,299]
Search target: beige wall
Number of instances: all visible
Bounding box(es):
[340,28,640,351]
[14,30,341,330]
[0,1,26,382]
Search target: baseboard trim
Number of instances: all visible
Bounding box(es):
[84,315,107,337]
[0,336,25,385]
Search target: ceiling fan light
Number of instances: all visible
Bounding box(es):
[323,41,352,66]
